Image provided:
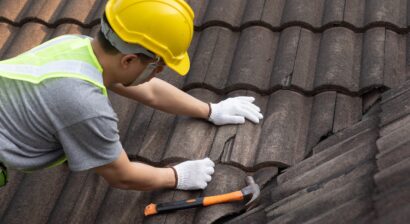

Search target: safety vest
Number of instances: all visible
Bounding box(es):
[0,35,107,172]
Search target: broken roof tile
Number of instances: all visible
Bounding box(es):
[210,90,268,169]
[305,91,337,154]
[291,28,321,91]
[257,90,312,166]
[332,93,362,132]
[163,89,219,162]
[270,27,301,88]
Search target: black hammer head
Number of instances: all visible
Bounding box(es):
[241,176,260,208]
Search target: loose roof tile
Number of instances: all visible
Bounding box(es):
[257,90,312,166]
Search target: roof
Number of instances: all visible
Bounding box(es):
[0,0,409,223]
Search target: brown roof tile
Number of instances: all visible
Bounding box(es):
[1,0,410,223]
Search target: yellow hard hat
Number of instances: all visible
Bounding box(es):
[104,0,194,76]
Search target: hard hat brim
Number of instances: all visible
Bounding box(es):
[167,52,190,76]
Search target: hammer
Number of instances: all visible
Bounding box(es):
[144,176,260,216]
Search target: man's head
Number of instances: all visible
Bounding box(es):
[96,0,194,86]
[96,18,164,86]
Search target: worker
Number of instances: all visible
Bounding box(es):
[0,0,263,191]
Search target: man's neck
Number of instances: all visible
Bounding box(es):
[90,39,116,87]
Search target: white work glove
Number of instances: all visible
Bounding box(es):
[208,96,263,125]
[173,158,215,190]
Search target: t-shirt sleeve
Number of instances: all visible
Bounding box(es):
[56,116,122,171]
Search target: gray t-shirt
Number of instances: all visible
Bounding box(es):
[0,76,122,171]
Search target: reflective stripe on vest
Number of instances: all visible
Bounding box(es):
[0,35,107,171]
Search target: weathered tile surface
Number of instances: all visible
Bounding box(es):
[1,0,410,223]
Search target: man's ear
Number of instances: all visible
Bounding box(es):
[120,54,137,69]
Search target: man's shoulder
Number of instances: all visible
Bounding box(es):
[41,78,116,124]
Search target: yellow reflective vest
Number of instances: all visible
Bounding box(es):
[0,35,107,170]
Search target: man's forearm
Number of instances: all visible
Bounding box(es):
[95,150,176,191]
[109,78,210,119]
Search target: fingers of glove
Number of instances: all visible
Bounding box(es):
[220,115,245,125]
[204,166,214,175]
[234,96,255,103]
[240,101,261,112]
[243,105,263,120]
[204,174,212,182]
[199,181,207,189]
[201,157,215,167]
[235,107,260,123]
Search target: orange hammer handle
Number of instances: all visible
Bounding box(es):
[203,190,244,206]
[144,190,245,216]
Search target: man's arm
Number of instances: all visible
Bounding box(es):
[109,78,209,119]
[94,150,175,191]
[108,77,263,125]
[94,149,215,191]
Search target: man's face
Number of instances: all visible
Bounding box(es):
[123,54,165,87]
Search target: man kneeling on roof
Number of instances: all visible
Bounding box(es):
[0,0,263,191]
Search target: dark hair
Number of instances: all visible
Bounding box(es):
[97,29,120,55]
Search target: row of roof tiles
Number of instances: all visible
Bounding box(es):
[1,0,410,31]
[1,22,408,95]
[109,88,363,168]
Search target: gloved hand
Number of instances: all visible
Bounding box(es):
[208,96,263,125]
[173,158,215,190]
